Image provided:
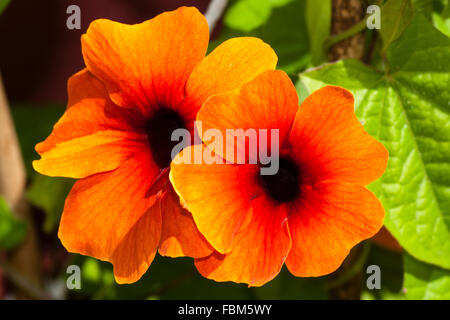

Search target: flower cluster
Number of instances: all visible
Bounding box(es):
[34,7,388,286]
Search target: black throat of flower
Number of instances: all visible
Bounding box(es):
[146,108,187,169]
[259,157,300,203]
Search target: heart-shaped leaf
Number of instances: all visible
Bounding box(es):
[297,15,450,269]
[404,254,450,299]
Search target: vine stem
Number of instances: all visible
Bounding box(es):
[324,17,367,52]
[325,0,385,55]
[325,0,368,299]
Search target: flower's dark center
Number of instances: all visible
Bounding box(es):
[259,157,300,203]
[146,108,187,169]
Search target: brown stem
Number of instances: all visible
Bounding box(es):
[0,72,43,299]
[326,0,368,300]
[328,0,366,62]
[0,74,25,206]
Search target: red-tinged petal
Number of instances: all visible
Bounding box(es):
[58,147,162,282]
[170,145,260,254]
[289,86,388,186]
[35,69,141,155]
[195,196,291,287]
[81,7,209,116]
[112,199,162,284]
[197,70,298,163]
[33,130,145,179]
[285,180,385,277]
[183,37,278,119]
[158,184,214,259]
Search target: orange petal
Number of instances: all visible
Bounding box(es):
[285,180,385,277]
[184,37,277,117]
[81,7,209,116]
[170,145,260,254]
[36,69,140,155]
[33,130,145,179]
[195,196,291,287]
[58,147,162,283]
[158,184,214,258]
[112,199,162,284]
[289,86,388,186]
[197,70,298,163]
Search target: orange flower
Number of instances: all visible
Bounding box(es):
[32,7,278,283]
[170,70,388,286]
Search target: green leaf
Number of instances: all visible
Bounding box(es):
[306,0,331,65]
[11,104,70,232]
[224,0,272,32]
[362,289,406,300]
[411,0,438,17]
[298,15,450,269]
[26,174,74,233]
[404,254,450,299]
[0,196,26,250]
[269,0,294,7]
[11,104,65,176]
[380,0,414,52]
[212,0,310,74]
[443,0,450,18]
[82,257,102,283]
[223,0,296,32]
[0,0,11,16]
[367,245,404,292]
[362,245,406,299]
[432,11,450,35]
